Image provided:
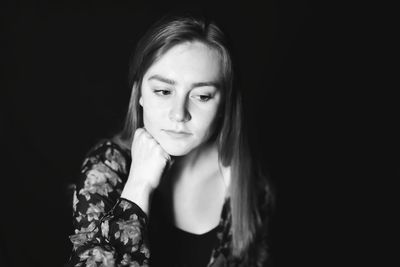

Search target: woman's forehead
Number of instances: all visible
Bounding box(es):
[144,41,222,86]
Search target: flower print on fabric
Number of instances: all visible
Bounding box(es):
[114,215,142,247]
[78,246,116,267]
[79,162,120,201]
[86,201,105,222]
[70,221,97,251]
[68,141,150,266]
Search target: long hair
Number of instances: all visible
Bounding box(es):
[113,15,265,259]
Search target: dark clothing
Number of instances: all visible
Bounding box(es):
[148,187,219,267]
[67,139,270,266]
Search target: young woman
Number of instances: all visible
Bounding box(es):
[68,15,272,267]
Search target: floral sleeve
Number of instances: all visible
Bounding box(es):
[67,140,150,267]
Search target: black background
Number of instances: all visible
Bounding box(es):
[1,0,349,266]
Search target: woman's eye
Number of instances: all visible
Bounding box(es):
[153,89,171,96]
[195,95,212,102]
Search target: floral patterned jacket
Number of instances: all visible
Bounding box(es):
[67,139,271,267]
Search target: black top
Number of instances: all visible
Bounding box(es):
[149,187,219,267]
[170,225,219,267]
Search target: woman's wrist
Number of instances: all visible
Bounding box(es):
[121,180,153,215]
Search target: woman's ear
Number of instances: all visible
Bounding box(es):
[139,96,143,107]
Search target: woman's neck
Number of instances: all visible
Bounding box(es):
[173,140,219,182]
[168,140,229,233]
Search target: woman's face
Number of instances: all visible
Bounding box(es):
[139,41,222,156]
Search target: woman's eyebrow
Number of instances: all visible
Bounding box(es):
[191,81,220,89]
[148,74,220,89]
[148,75,175,85]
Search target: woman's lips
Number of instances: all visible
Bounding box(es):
[163,129,192,138]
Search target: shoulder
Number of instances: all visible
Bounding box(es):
[81,138,131,176]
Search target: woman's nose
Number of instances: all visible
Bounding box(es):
[169,98,191,122]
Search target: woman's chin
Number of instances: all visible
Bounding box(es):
[159,142,194,157]
[163,147,192,157]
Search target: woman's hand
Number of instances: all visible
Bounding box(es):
[121,128,171,215]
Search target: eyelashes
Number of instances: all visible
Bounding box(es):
[195,95,212,102]
[153,89,171,96]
